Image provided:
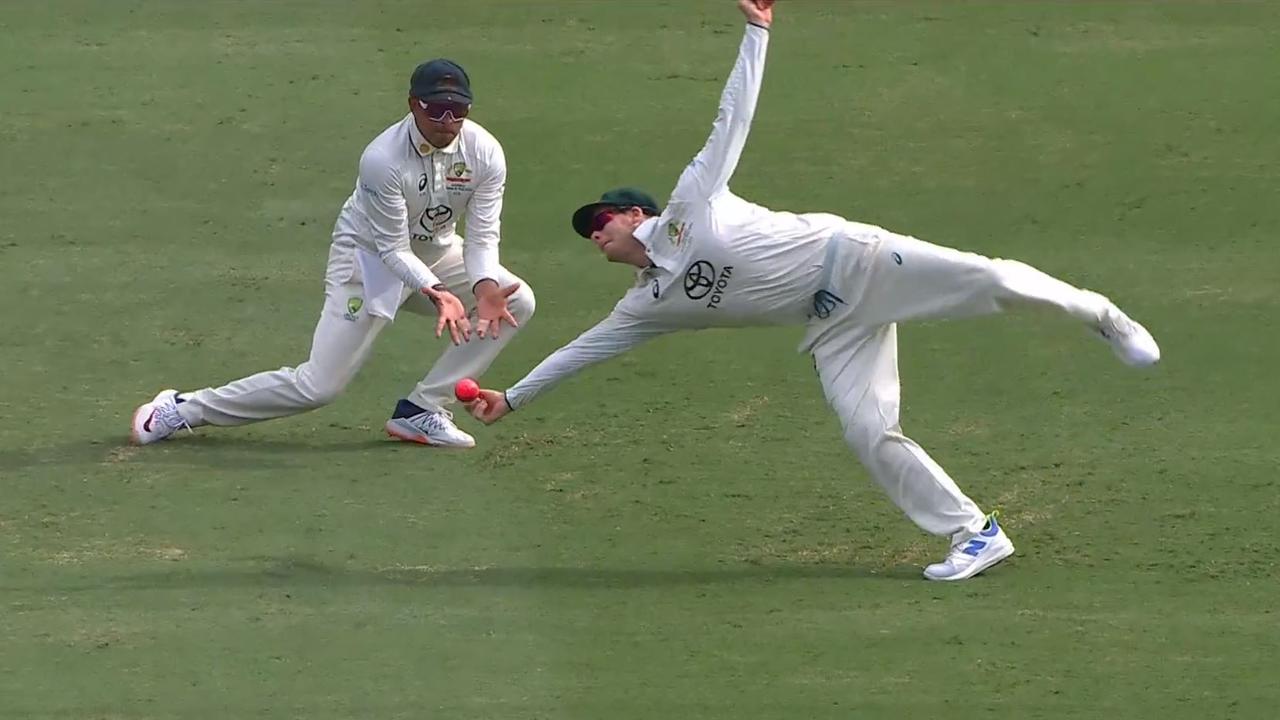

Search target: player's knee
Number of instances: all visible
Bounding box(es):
[845,421,887,457]
[842,405,896,457]
[297,369,349,407]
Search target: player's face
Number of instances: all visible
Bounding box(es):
[589,207,648,265]
[422,116,464,147]
[409,98,467,148]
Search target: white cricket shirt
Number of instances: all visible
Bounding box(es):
[327,114,506,312]
[505,24,881,409]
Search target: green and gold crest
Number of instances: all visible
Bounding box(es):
[666,221,687,246]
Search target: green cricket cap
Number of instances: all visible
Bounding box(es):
[571,187,661,238]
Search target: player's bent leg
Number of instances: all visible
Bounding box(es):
[129,283,386,444]
[393,268,536,448]
[814,323,1014,580]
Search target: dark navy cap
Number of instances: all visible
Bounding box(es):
[409,58,472,103]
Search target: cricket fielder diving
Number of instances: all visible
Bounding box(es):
[466,0,1161,581]
[130,58,536,448]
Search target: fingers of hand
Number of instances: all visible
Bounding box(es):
[457,315,472,341]
[501,282,521,298]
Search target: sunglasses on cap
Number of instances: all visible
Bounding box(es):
[417,99,470,122]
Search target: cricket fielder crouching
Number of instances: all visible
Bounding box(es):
[466,0,1161,581]
[131,59,535,449]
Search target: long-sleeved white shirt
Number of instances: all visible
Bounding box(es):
[505,23,881,409]
[327,114,505,301]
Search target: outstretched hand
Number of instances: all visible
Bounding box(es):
[422,285,472,345]
[466,388,511,425]
[737,0,774,27]
[474,280,522,339]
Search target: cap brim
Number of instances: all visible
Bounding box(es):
[421,90,472,104]
[571,202,611,238]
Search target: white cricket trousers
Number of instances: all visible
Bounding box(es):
[177,242,535,427]
[805,226,1109,542]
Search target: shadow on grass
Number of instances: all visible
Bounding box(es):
[0,434,407,473]
[12,555,921,593]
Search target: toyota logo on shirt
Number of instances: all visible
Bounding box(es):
[684,261,715,299]
[416,204,453,234]
[683,260,734,309]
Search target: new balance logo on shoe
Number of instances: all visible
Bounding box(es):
[924,513,1013,581]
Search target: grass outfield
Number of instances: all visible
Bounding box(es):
[2,1,1277,718]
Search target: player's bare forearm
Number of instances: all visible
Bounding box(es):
[738,0,774,29]
[473,278,500,298]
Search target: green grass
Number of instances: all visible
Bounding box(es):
[2,1,1278,718]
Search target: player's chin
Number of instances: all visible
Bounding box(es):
[597,241,622,262]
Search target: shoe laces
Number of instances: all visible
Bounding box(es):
[1100,307,1137,340]
[415,408,457,432]
[156,398,193,435]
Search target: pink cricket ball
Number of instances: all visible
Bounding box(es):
[454,378,480,402]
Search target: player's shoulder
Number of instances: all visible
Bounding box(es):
[361,114,413,165]
[460,119,504,157]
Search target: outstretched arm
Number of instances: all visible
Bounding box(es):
[671,0,774,202]
[468,305,672,424]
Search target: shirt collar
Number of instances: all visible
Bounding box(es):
[632,216,675,273]
[408,115,462,156]
[633,216,661,250]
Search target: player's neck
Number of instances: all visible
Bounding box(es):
[614,240,651,269]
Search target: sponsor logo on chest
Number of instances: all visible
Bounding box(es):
[683,260,734,310]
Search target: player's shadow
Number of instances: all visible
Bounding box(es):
[0,435,399,473]
[158,435,397,455]
[28,555,921,593]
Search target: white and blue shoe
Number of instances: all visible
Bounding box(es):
[384,399,475,448]
[923,513,1015,582]
[129,389,192,445]
[1090,295,1161,367]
